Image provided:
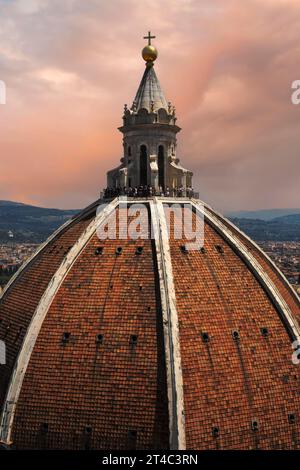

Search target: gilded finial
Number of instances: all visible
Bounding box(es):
[142,31,158,66]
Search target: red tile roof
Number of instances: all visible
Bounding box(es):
[0,199,299,450]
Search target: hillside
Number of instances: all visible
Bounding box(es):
[0,201,78,243]
[229,214,300,241]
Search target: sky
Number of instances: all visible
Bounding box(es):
[0,0,300,211]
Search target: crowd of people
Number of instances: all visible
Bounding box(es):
[102,185,195,199]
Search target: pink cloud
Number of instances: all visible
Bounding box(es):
[0,0,299,211]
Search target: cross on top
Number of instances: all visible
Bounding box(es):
[143,31,156,46]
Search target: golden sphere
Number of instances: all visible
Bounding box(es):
[142,45,158,63]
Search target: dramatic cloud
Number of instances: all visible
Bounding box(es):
[0,0,299,211]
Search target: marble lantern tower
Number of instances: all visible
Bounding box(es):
[107,33,193,192]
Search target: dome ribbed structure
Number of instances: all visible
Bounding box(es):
[0,197,299,450]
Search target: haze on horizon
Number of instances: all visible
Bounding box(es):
[0,0,299,212]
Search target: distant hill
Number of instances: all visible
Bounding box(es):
[229,214,300,241]
[272,213,300,225]
[0,200,78,243]
[226,208,300,221]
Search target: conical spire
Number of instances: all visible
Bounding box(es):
[131,32,168,113]
[132,66,168,113]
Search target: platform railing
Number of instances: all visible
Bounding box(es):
[100,189,200,200]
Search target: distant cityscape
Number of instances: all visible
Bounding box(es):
[0,240,299,295]
[258,241,300,290]
[0,243,38,292]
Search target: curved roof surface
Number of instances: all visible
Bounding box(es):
[0,197,299,450]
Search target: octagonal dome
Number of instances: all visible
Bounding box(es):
[0,197,299,450]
